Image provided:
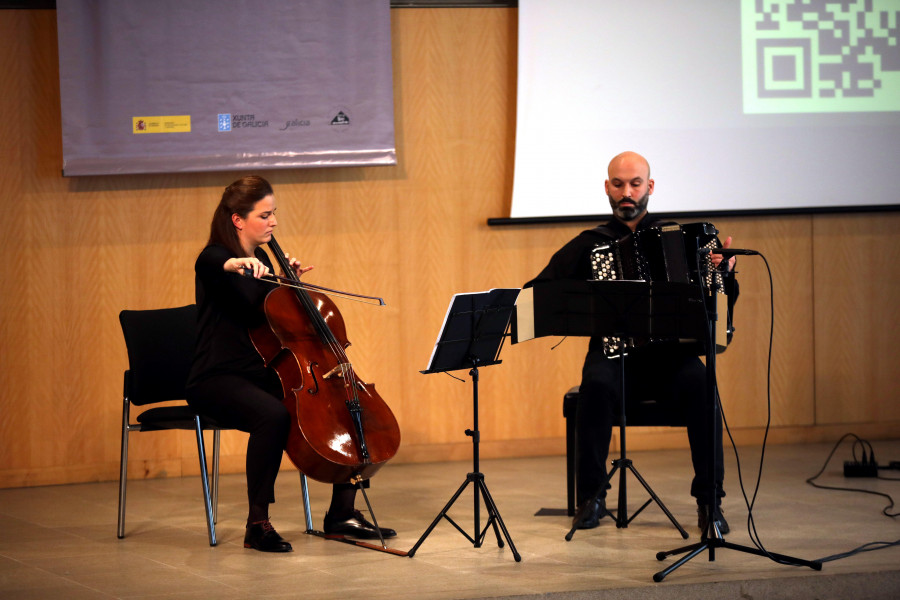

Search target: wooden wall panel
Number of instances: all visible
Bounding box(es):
[812,213,900,424]
[712,215,817,429]
[1,8,898,489]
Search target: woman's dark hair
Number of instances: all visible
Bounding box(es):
[208,175,274,257]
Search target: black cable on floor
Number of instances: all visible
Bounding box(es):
[804,433,899,562]
[805,433,898,518]
[813,539,900,563]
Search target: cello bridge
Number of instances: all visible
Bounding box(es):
[322,363,350,380]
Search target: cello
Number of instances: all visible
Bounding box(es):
[248,235,401,484]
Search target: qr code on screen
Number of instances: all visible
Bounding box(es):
[742,0,900,113]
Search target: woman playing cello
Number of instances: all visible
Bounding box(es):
[186,175,396,552]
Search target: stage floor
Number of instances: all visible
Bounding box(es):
[1,440,899,599]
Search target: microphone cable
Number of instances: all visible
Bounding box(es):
[705,249,900,565]
[708,251,806,566]
[695,247,814,566]
[805,433,899,562]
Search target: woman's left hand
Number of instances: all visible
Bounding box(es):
[284,252,314,278]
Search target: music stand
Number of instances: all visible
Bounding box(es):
[515,279,696,539]
[652,256,822,581]
[408,289,522,562]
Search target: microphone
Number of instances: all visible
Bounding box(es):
[699,247,759,257]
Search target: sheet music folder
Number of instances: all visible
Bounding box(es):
[422,288,520,374]
[512,280,708,344]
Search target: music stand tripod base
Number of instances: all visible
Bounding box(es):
[409,289,522,562]
[566,457,689,539]
[408,363,521,562]
[566,352,688,542]
[407,462,520,561]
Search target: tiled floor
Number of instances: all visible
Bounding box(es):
[1,441,899,599]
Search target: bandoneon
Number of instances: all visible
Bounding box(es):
[590,222,729,357]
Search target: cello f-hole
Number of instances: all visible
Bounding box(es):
[307,362,320,395]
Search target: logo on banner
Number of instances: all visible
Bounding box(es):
[132,115,191,134]
[279,118,311,131]
[330,108,351,129]
[217,114,232,132]
[232,114,269,128]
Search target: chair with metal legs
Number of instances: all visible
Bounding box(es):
[117,304,231,546]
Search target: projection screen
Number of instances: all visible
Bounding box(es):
[56,0,395,176]
[507,0,900,221]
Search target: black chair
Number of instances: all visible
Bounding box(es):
[117,304,229,546]
[563,385,688,536]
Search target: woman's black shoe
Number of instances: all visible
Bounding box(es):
[244,520,293,552]
[323,510,397,539]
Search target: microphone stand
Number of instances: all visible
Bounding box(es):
[652,249,822,581]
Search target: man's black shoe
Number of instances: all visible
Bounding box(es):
[244,519,293,552]
[697,505,729,536]
[572,498,608,530]
[323,510,397,540]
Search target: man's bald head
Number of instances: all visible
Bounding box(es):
[607,151,651,180]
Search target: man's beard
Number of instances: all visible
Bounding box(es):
[608,191,649,222]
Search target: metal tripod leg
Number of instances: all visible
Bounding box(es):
[654,531,823,582]
[610,458,688,538]
[567,353,687,540]
[408,472,520,562]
